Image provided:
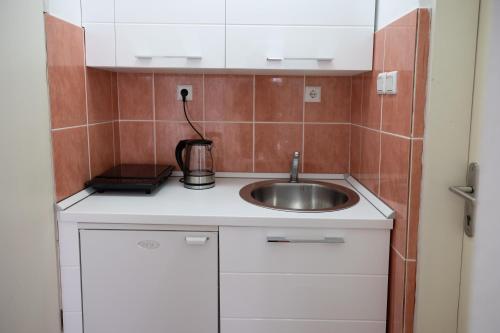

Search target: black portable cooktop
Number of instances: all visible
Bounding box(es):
[86,164,174,194]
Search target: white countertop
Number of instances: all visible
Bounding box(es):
[59,177,393,229]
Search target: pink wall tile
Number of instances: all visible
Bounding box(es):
[351,75,363,125]
[304,77,351,123]
[388,249,406,333]
[117,73,153,120]
[45,14,86,129]
[205,75,253,121]
[119,121,155,164]
[380,134,411,255]
[155,122,204,169]
[89,123,114,177]
[350,125,362,178]
[155,74,203,121]
[408,140,423,259]
[404,261,417,333]
[303,124,350,173]
[111,72,118,120]
[86,68,113,123]
[113,121,120,165]
[255,76,303,122]
[52,127,90,201]
[382,23,417,136]
[358,128,381,194]
[413,9,431,138]
[255,124,302,172]
[205,123,253,172]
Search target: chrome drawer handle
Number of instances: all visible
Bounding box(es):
[267,236,344,244]
[136,55,202,60]
[266,57,334,62]
[185,236,209,245]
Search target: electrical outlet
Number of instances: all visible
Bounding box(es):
[304,86,321,103]
[176,85,193,101]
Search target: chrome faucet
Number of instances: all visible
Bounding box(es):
[289,151,301,183]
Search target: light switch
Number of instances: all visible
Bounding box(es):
[377,73,386,95]
[304,86,321,103]
[385,71,398,94]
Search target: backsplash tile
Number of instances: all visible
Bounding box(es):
[254,123,302,172]
[86,68,114,123]
[304,77,351,123]
[255,76,303,122]
[303,124,350,173]
[89,123,114,177]
[205,123,253,172]
[154,74,204,121]
[119,121,155,164]
[117,73,153,120]
[52,127,90,201]
[205,75,253,121]
[45,14,86,129]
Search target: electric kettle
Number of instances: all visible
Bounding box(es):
[175,139,215,189]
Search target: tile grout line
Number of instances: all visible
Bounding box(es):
[116,119,352,125]
[352,123,414,140]
[252,75,256,173]
[301,75,305,172]
[83,64,92,180]
[51,124,88,132]
[392,245,416,262]
[410,9,421,139]
[152,72,157,164]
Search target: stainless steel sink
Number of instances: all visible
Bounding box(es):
[239,180,360,212]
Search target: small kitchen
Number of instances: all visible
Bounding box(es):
[10,1,435,333]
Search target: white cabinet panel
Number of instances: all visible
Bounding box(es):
[116,24,225,68]
[115,0,225,24]
[220,273,388,320]
[80,230,218,333]
[84,23,115,67]
[220,227,390,274]
[226,26,374,71]
[221,318,385,333]
[81,0,114,23]
[226,0,375,26]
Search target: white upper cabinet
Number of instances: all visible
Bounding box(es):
[115,0,225,24]
[81,0,376,71]
[226,0,375,26]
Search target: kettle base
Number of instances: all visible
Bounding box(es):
[184,182,215,190]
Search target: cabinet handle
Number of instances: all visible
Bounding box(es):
[266,57,334,62]
[185,236,209,245]
[136,55,203,60]
[267,236,344,244]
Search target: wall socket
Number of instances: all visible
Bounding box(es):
[176,85,193,101]
[304,86,321,103]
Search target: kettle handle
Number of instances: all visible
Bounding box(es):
[175,140,188,172]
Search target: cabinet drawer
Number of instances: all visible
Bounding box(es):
[221,318,385,333]
[219,227,390,274]
[226,0,375,26]
[226,26,373,71]
[116,24,225,68]
[84,23,115,67]
[115,0,225,24]
[220,274,388,320]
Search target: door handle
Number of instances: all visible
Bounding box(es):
[267,236,344,244]
[185,236,209,245]
[449,186,476,203]
[449,162,479,237]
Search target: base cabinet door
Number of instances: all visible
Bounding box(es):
[80,230,218,333]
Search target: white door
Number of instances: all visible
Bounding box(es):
[455,2,500,332]
[80,230,218,333]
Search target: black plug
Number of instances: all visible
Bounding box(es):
[180,88,189,102]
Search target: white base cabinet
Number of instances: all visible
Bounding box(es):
[219,227,390,333]
[79,230,218,333]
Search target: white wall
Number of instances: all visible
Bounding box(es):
[376,0,432,30]
[45,0,82,26]
[0,1,61,333]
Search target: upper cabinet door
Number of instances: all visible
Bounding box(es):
[115,0,225,24]
[81,0,114,23]
[226,0,375,26]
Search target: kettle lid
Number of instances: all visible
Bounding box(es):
[183,139,212,146]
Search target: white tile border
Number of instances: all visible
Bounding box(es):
[346,175,395,219]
